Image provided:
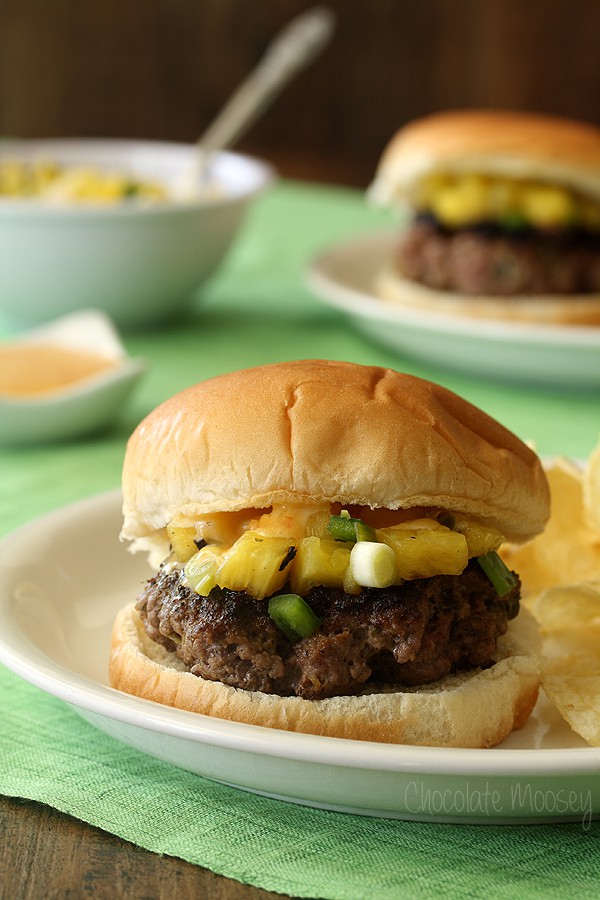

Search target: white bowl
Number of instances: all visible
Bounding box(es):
[0,139,275,329]
[0,309,145,444]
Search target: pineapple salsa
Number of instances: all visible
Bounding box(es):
[412,172,600,231]
[165,504,514,642]
[0,158,168,203]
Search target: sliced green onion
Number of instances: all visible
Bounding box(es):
[328,513,376,543]
[477,551,518,597]
[328,514,357,541]
[268,593,321,641]
[184,553,219,596]
[354,520,377,542]
[350,541,397,588]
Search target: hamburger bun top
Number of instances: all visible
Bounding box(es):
[369,110,600,206]
[121,360,549,558]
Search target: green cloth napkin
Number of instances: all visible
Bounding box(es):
[1,180,600,898]
[1,666,598,900]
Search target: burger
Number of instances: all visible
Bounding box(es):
[368,110,600,324]
[110,360,549,747]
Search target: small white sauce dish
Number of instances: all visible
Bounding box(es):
[0,309,145,445]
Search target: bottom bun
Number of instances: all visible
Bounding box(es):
[109,603,541,748]
[376,267,600,326]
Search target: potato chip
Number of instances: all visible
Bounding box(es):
[544,651,600,678]
[543,675,600,746]
[543,629,600,664]
[532,581,600,746]
[501,447,600,746]
[531,582,600,632]
[583,441,600,534]
[501,456,600,601]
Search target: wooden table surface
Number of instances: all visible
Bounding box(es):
[0,794,292,899]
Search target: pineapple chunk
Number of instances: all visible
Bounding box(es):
[290,537,351,595]
[216,531,295,600]
[521,184,575,228]
[451,517,504,558]
[342,565,362,595]
[488,177,521,218]
[430,174,489,227]
[377,521,468,579]
[184,546,223,596]
[167,523,199,563]
[305,508,331,538]
[417,171,595,231]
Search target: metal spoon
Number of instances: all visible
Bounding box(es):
[175,6,336,197]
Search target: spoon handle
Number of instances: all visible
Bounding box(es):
[198,6,335,162]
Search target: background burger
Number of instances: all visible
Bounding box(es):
[110,360,549,747]
[368,110,600,324]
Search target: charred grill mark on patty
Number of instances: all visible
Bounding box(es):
[136,561,520,700]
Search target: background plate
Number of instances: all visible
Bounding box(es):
[306,232,600,389]
[0,491,598,824]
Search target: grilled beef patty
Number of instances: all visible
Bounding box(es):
[136,561,520,700]
[397,216,600,296]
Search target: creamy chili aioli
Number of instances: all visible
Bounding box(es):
[0,344,117,396]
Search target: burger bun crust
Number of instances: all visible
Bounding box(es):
[120,361,549,562]
[369,109,600,205]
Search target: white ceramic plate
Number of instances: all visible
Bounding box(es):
[306,232,600,389]
[0,491,598,824]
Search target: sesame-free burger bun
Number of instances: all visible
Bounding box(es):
[369,109,600,206]
[121,360,549,561]
[368,112,600,324]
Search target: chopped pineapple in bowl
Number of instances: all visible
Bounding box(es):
[0,138,275,329]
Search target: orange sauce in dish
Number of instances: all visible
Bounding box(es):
[0,344,117,397]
